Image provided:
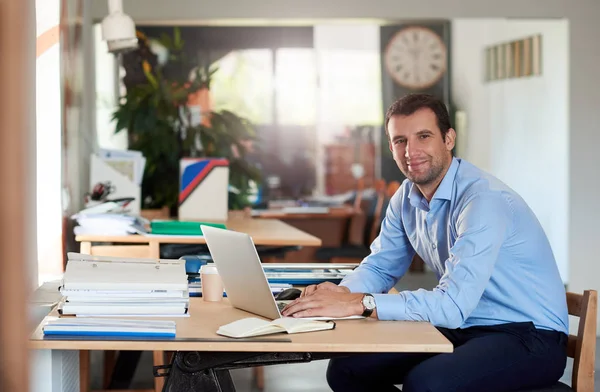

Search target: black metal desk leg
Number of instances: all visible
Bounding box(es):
[162,367,235,392]
[158,351,241,392]
[156,350,342,392]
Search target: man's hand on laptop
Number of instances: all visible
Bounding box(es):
[301,281,350,297]
[281,289,364,318]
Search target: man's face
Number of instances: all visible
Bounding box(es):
[387,108,456,186]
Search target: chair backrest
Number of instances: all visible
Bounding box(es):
[386,181,401,198]
[365,180,402,244]
[368,179,389,244]
[566,290,597,392]
[352,178,366,210]
[228,207,252,220]
[346,179,385,247]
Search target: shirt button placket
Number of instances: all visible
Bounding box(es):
[426,205,438,251]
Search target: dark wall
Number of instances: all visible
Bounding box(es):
[138,26,314,49]
[379,21,452,183]
[137,26,313,77]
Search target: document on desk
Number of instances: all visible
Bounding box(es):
[264,268,352,285]
[217,317,335,338]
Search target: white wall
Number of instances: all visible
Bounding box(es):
[36,0,63,284]
[94,24,128,150]
[452,19,569,282]
[451,21,495,172]
[32,1,59,390]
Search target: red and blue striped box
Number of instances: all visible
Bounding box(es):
[178,158,229,221]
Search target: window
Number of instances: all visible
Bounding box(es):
[211,49,274,125]
[317,49,383,127]
[210,48,319,127]
[275,48,317,126]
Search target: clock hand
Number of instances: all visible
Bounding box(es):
[410,48,420,85]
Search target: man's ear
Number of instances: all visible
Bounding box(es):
[445,128,456,151]
[388,139,393,153]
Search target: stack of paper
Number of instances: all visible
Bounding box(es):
[263,267,352,285]
[43,318,177,338]
[58,253,189,317]
[71,212,148,236]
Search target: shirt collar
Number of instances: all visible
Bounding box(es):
[408,182,426,209]
[408,157,459,208]
[432,157,459,201]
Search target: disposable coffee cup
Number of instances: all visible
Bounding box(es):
[200,264,223,302]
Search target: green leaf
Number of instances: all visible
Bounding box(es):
[173,27,183,50]
[159,33,173,50]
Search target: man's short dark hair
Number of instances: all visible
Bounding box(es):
[385,94,452,140]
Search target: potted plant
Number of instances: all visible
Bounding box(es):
[111,28,262,216]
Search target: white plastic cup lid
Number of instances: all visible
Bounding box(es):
[200,264,219,274]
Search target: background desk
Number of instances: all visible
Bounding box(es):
[253,207,357,263]
[30,299,453,392]
[76,218,322,260]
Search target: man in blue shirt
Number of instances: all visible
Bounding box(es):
[282,94,568,391]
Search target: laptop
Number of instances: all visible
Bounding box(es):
[201,225,362,321]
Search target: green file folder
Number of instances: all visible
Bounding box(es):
[150,220,227,236]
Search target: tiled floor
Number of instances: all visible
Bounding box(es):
[90,271,600,391]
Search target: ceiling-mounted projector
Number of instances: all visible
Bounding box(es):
[101,0,138,54]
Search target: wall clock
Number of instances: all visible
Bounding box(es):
[383,26,448,90]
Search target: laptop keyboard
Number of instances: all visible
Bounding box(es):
[277,301,288,312]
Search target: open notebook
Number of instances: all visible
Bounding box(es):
[217,317,335,338]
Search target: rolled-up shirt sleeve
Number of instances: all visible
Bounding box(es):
[340,191,415,296]
[372,193,512,327]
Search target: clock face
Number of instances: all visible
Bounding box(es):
[384,26,447,90]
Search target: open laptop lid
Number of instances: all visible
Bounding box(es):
[201,225,282,320]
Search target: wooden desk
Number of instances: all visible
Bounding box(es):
[76,219,322,259]
[74,219,322,392]
[30,299,452,392]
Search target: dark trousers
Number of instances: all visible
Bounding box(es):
[327,322,567,392]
